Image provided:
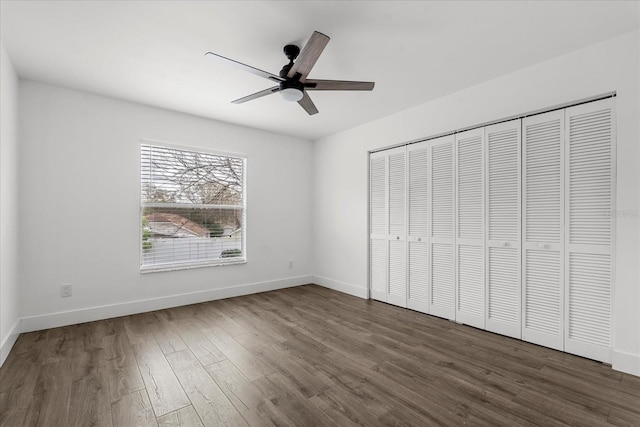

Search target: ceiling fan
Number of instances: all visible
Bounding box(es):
[205,31,375,115]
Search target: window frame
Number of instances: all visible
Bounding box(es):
[139,139,247,273]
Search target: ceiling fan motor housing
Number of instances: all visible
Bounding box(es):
[283,44,300,61]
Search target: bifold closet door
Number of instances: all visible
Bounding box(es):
[429,135,455,320]
[522,110,565,351]
[455,129,485,328]
[407,142,430,313]
[485,120,521,339]
[370,151,388,302]
[564,98,614,363]
[369,147,408,307]
[387,147,408,307]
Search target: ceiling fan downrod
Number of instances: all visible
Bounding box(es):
[280,44,300,78]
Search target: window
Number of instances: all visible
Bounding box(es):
[140,142,246,271]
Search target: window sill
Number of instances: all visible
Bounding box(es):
[140,258,246,274]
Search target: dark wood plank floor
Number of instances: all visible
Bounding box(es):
[1,285,639,426]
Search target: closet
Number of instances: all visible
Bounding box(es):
[369,97,615,363]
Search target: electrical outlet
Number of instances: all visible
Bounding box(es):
[60,284,72,298]
[288,259,293,269]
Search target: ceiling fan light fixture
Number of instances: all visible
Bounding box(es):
[279,79,304,102]
[280,87,304,102]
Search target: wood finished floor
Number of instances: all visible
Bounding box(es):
[1,285,639,426]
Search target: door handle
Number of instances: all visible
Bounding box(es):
[537,243,550,250]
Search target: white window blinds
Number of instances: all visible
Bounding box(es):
[140,143,246,271]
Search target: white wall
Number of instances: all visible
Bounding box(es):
[312,30,640,375]
[17,81,313,331]
[0,43,21,365]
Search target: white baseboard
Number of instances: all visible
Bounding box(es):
[613,349,640,377]
[312,275,368,299]
[0,319,21,367]
[20,275,311,333]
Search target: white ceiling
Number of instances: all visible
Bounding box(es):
[1,1,638,141]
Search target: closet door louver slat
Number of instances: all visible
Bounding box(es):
[485,120,521,339]
[370,156,387,236]
[408,145,429,238]
[455,129,485,328]
[370,239,387,297]
[457,245,484,319]
[525,249,562,335]
[522,110,564,351]
[568,253,611,345]
[564,99,614,363]
[429,135,455,320]
[389,152,406,237]
[431,243,454,316]
[388,240,407,304]
[488,247,520,328]
[407,142,430,313]
[408,243,429,306]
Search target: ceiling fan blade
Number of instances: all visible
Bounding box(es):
[305,79,375,91]
[231,86,280,104]
[287,31,330,82]
[297,92,319,115]
[205,52,283,83]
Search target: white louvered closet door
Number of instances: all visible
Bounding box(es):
[429,135,455,320]
[522,110,565,351]
[485,120,521,339]
[370,151,388,303]
[407,141,430,314]
[455,129,485,328]
[387,147,408,307]
[564,98,615,363]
